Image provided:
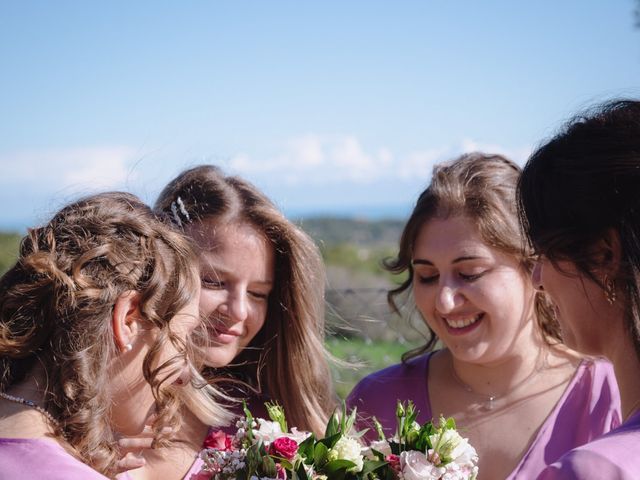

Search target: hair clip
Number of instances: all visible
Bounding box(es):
[170,196,191,228]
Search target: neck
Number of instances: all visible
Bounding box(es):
[606,333,640,421]
[0,374,58,439]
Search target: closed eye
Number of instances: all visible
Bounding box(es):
[417,274,438,284]
[459,271,486,282]
[249,290,270,300]
[201,277,224,289]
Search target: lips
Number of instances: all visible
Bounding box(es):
[207,324,242,345]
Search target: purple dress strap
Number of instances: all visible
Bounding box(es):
[0,437,109,479]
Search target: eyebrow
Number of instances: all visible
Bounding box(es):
[200,263,274,285]
[412,255,486,266]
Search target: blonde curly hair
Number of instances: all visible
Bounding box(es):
[0,192,201,477]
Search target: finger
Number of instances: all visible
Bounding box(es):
[115,452,146,473]
[117,437,155,450]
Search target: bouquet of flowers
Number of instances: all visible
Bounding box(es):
[194,400,477,480]
[193,402,386,480]
[366,401,478,480]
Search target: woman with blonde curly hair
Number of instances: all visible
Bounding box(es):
[0,192,226,479]
[124,165,336,479]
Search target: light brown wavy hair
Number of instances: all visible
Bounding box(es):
[155,165,336,436]
[0,192,201,478]
[385,152,561,362]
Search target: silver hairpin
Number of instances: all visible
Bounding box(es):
[176,196,191,221]
[170,201,183,227]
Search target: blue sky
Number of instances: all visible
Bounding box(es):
[1,1,639,230]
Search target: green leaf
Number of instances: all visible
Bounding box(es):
[361,459,388,476]
[314,441,329,466]
[297,433,316,461]
[323,459,357,474]
[325,410,340,438]
[261,454,277,478]
[319,432,343,450]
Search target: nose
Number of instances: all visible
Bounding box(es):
[435,283,462,314]
[532,261,544,291]
[219,290,249,323]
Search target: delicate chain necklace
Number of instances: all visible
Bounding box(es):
[449,352,546,411]
[0,391,60,428]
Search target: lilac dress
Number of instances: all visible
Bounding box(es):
[0,438,109,479]
[536,410,640,479]
[347,353,621,480]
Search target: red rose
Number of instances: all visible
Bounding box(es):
[202,429,234,451]
[269,436,298,460]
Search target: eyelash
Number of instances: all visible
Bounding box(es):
[417,272,485,284]
[201,278,270,300]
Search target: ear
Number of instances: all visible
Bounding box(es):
[592,228,622,277]
[112,290,142,353]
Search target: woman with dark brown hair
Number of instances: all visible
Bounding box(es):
[348,153,621,479]
[0,192,227,479]
[519,100,640,479]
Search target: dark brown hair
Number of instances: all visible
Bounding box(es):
[518,99,640,359]
[0,192,200,477]
[386,152,560,362]
[155,165,335,436]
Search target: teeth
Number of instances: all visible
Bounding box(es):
[444,315,481,329]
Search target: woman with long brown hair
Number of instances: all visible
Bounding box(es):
[348,153,620,479]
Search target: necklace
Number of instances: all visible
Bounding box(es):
[0,391,60,428]
[449,352,546,411]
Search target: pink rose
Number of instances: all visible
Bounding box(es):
[276,463,287,479]
[270,436,298,460]
[202,430,233,451]
[386,454,401,473]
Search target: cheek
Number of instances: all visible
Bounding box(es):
[199,290,224,315]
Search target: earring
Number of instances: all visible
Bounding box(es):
[123,343,133,352]
[604,275,617,305]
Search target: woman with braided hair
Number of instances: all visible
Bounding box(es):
[0,192,228,479]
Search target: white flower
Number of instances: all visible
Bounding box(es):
[286,427,312,444]
[361,439,392,459]
[252,419,284,445]
[400,450,446,480]
[327,436,364,472]
[430,429,477,466]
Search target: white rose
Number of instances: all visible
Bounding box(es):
[400,450,446,480]
[361,439,392,460]
[252,419,283,445]
[327,436,364,472]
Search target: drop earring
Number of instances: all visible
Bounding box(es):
[604,275,617,305]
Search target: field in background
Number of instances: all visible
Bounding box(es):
[0,217,430,398]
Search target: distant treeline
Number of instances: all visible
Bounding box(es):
[0,217,406,277]
[0,232,21,275]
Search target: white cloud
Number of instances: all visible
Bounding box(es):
[0,146,138,190]
[227,134,529,186]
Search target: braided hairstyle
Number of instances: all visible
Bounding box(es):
[0,192,200,477]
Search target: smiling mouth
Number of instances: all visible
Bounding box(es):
[443,313,483,330]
